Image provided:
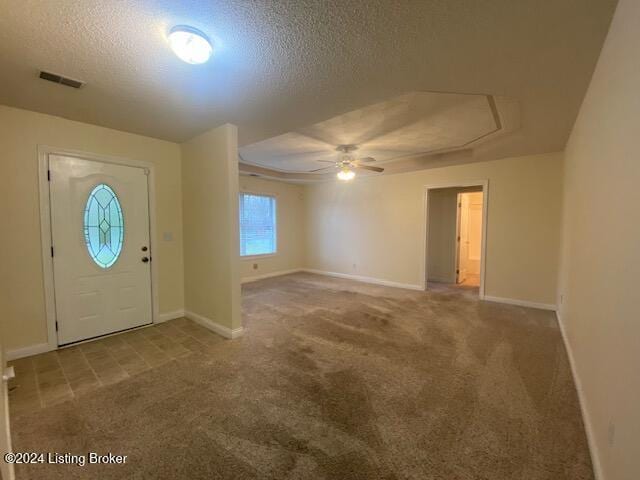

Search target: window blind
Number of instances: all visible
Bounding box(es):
[239,193,277,256]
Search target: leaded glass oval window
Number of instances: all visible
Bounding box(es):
[84,184,124,268]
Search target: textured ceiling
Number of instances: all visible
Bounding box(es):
[239,92,516,174]
[0,0,617,162]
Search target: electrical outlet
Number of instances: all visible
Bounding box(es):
[253,263,258,270]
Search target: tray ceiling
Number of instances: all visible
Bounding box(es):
[239,92,515,175]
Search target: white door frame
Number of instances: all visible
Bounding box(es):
[420,180,489,298]
[38,146,160,350]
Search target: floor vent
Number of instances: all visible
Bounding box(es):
[39,70,84,89]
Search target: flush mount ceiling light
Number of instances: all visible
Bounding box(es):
[337,168,355,181]
[168,26,213,64]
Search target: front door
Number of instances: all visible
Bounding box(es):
[49,155,153,345]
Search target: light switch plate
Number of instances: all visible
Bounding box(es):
[3,365,15,382]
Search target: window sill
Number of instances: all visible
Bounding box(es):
[240,253,278,260]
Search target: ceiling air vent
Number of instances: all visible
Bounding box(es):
[39,71,84,89]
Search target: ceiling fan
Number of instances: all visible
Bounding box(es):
[309,144,384,180]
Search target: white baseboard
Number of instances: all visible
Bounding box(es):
[6,342,53,361]
[184,310,244,339]
[156,309,185,323]
[241,268,303,284]
[556,311,602,480]
[302,269,424,291]
[428,276,456,284]
[482,295,556,311]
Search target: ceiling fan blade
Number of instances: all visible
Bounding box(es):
[356,164,384,173]
[308,166,334,173]
[358,157,376,162]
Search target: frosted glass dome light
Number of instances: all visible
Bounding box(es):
[168,26,213,64]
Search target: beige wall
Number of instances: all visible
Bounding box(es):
[304,152,563,305]
[239,176,305,281]
[559,0,640,478]
[181,124,241,331]
[0,105,184,351]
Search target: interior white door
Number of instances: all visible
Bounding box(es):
[456,193,470,283]
[467,193,483,275]
[49,155,152,345]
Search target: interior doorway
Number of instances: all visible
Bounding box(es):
[424,182,487,297]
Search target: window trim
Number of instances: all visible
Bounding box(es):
[238,191,278,258]
[240,252,278,261]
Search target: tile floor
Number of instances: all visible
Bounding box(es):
[7,317,225,416]
[459,273,480,287]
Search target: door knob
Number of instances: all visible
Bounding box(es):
[142,256,150,263]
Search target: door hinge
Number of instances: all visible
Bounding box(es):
[55,321,58,332]
[47,170,51,181]
[51,246,54,257]
[456,269,460,274]
[457,236,461,242]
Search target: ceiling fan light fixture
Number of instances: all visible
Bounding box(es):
[168,25,213,64]
[337,168,355,181]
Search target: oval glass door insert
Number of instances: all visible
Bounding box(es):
[83,184,124,268]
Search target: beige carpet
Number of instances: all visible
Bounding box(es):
[10,273,593,479]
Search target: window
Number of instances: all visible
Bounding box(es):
[84,183,124,268]
[239,193,277,256]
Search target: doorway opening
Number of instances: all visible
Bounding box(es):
[424,182,487,297]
